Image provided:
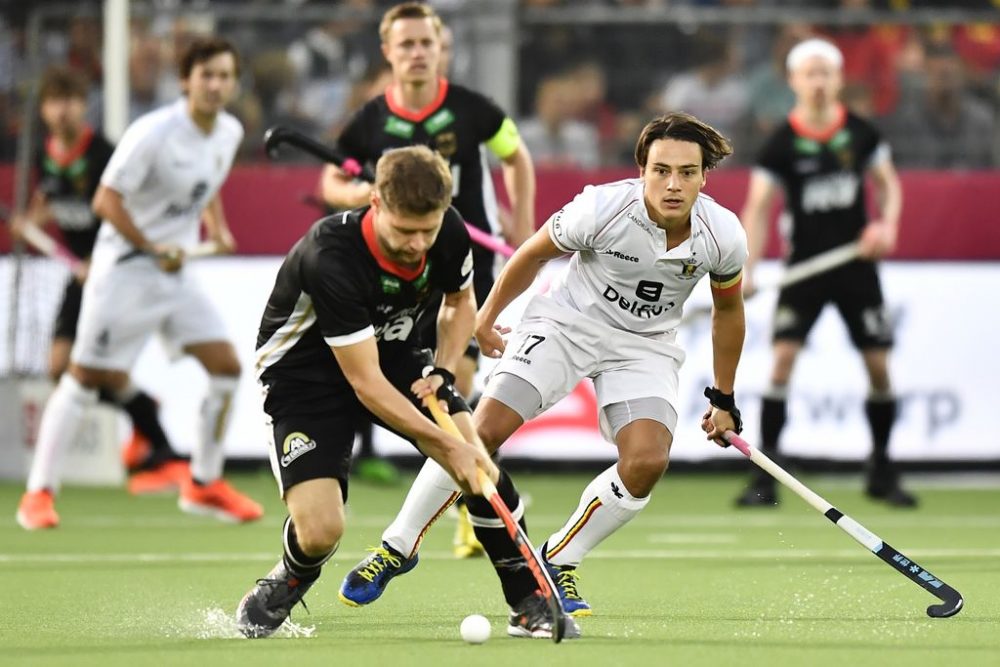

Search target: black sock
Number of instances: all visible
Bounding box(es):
[865,396,897,471]
[99,389,177,460]
[464,469,537,607]
[753,394,787,485]
[282,517,334,580]
[760,395,787,455]
[357,420,375,459]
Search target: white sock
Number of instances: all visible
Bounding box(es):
[544,463,650,567]
[27,374,97,493]
[191,375,238,483]
[382,458,460,559]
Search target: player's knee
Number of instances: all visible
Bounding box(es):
[619,449,669,495]
[293,514,343,557]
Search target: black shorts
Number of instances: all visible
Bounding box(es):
[52,278,83,340]
[772,260,893,350]
[417,250,494,361]
[264,346,471,499]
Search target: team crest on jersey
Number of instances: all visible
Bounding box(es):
[678,259,701,280]
[434,131,457,158]
[280,432,317,467]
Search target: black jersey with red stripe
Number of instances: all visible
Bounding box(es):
[336,79,506,236]
[756,106,885,263]
[255,206,472,401]
[34,127,114,259]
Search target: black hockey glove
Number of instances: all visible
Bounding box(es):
[703,386,743,434]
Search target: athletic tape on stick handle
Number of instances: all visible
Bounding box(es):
[264,124,516,258]
[422,396,567,642]
[723,430,964,618]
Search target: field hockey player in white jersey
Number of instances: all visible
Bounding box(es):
[17,36,263,530]
[339,112,748,619]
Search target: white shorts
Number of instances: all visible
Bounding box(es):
[72,257,229,371]
[484,295,685,440]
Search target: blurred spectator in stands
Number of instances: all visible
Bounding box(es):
[286,1,378,131]
[658,31,749,162]
[820,0,904,117]
[65,16,102,87]
[886,44,995,168]
[842,81,876,118]
[745,22,813,156]
[250,49,320,160]
[519,75,600,169]
[323,62,393,141]
[129,32,165,120]
[566,61,620,165]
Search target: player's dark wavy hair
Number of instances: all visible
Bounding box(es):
[634,112,733,172]
[376,146,453,216]
[39,66,89,102]
[178,35,241,79]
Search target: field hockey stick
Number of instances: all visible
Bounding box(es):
[423,396,567,643]
[682,241,861,325]
[19,222,86,275]
[265,124,516,258]
[116,240,224,264]
[723,430,964,618]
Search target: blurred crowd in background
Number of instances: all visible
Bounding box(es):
[1,0,998,168]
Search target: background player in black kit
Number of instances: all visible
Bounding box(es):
[733,39,913,508]
[11,66,185,495]
[237,146,571,640]
[320,1,536,556]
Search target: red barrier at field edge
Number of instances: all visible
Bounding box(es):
[2,165,998,259]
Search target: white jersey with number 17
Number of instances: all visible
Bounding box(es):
[546,178,747,339]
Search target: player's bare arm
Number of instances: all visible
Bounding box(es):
[704,275,746,444]
[474,221,566,358]
[739,171,778,295]
[498,143,536,248]
[331,336,495,495]
[434,284,477,376]
[201,193,237,254]
[320,163,373,210]
[92,184,182,272]
[859,157,902,260]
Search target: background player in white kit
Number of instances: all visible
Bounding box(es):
[16,36,263,530]
[339,112,748,618]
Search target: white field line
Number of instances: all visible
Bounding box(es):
[1,547,999,565]
[15,513,1000,530]
[647,533,739,544]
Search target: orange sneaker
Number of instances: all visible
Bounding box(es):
[16,490,59,530]
[178,478,263,523]
[121,431,153,471]
[127,459,190,495]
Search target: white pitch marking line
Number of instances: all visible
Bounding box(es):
[1,547,998,565]
[6,513,1000,530]
[647,533,739,544]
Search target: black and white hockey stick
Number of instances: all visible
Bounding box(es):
[724,430,964,618]
[425,397,567,642]
[263,124,515,258]
[682,242,861,325]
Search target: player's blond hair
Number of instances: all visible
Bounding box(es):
[376,146,453,216]
[379,2,443,43]
[635,112,733,172]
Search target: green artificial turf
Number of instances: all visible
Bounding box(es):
[1,471,997,667]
